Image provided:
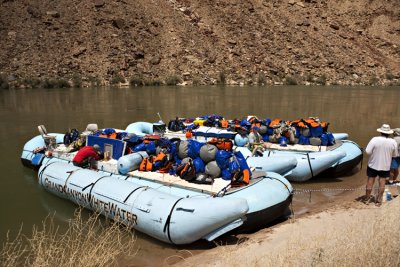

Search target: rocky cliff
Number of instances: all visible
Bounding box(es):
[1,0,399,86]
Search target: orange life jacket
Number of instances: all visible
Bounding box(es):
[99,132,118,139]
[176,161,196,181]
[153,151,169,170]
[303,118,320,128]
[139,157,153,172]
[158,161,173,173]
[219,120,229,128]
[269,119,282,128]
[231,169,250,187]
[141,151,173,173]
[185,129,193,139]
[208,138,233,151]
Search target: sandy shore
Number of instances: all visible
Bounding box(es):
[171,186,400,267]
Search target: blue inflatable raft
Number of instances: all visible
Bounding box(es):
[125,122,362,182]
[21,130,294,243]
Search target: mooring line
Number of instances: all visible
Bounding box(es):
[294,183,400,195]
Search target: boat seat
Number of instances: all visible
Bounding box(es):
[38,125,56,149]
[81,123,98,136]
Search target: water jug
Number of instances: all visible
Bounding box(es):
[386,189,392,201]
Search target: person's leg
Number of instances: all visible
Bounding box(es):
[394,168,399,182]
[389,158,400,182]
[79,158,90,168]
[89,157,98,170]
[393,157,400,182]
[376,177,386,205]
[365,166,378,202]
[365,177,376,198]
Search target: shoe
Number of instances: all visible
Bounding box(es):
[362,196,374,205]
[375,201,382,207]
[255,150,264,157]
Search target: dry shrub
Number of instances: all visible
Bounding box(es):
[1,209,137,267]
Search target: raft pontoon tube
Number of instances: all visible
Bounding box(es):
[21,134,65,169]
[38,162,249,244]
[257,140,363,182]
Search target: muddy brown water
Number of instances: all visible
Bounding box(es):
[1,85,399,265]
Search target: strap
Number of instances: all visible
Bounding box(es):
[84,175,109,204]
[163,198,184,244]
[123,186,148,203]
[306,153,314,179]
[38,162,57,182]
[64,169,79,188]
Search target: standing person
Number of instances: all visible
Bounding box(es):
[364,124,397,206]
[72,144,103,169]
[390,128,400,183]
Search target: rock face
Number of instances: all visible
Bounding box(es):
[0,0,399,85]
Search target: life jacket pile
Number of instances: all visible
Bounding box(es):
[257,117,335,146]
[137,137,252,186]
[139,151,174,173]
[194,114,225,128]
[64,128,86,150]
[93,128,129,141]
[63,129,80,145]
[168,118,186,132]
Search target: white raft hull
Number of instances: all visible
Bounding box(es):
[38,162,249,244]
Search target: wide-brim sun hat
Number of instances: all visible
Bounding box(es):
[393,128,400,136]
[377,124,393,134]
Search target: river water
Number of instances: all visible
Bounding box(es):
[1,85,399,265]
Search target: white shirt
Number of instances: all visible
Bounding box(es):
[248,131,262,144]
[365,136,398,171]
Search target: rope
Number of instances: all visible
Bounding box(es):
[293,183,399,195]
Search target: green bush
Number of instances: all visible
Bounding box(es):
[41,79,57,89]
[72,74,82,88]
[368,76,379,86]
[57,79,71,88]
[165,75,181,86]
[144,79,162,86]
[218,71,226,85]
[316,74,327,85]
[88,76,101,87]
[192,77,201,86]
[305,73,314,83]
[130,76,144,86]
[23,78,41,89]
[257,72,266,85]
[41,78,70,89]
[0,75,10,90]
[284,75,298,85]
[111,74,125,85]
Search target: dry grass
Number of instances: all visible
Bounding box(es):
[1,209,137,267]
[257,201,400,267]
